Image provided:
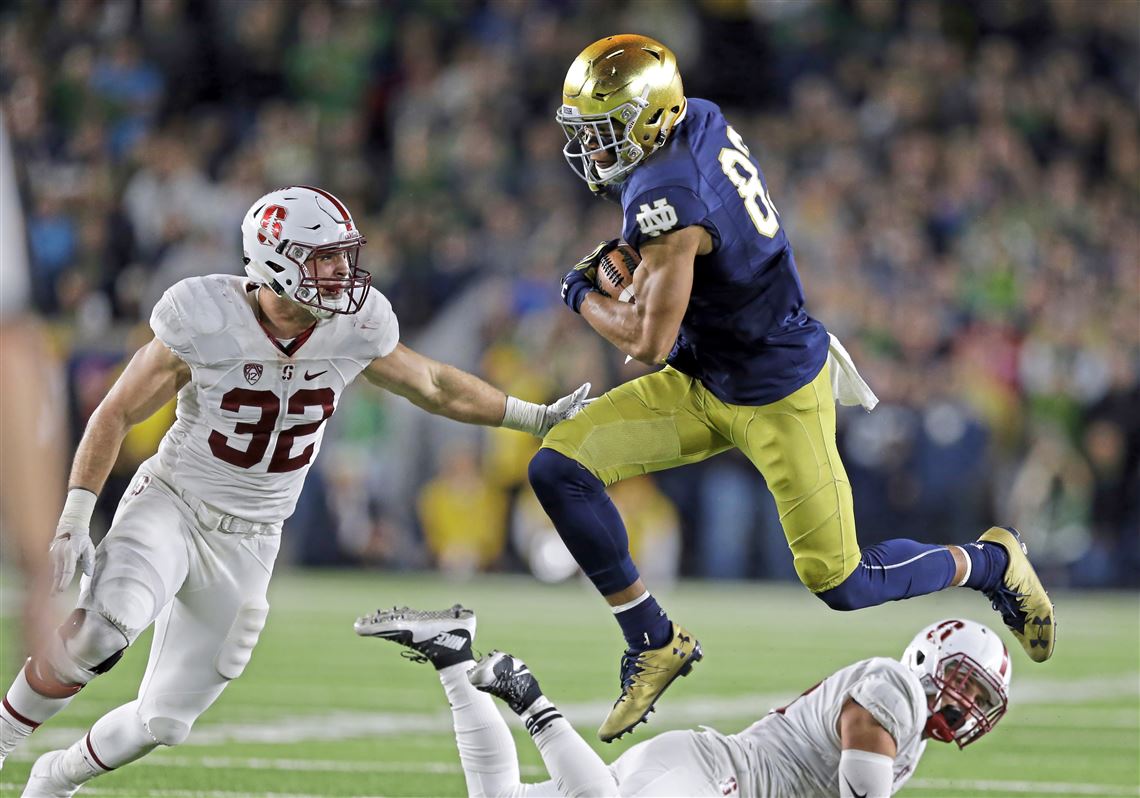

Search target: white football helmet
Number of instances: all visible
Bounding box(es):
[901,619,1011,748]
[241,185,371,317]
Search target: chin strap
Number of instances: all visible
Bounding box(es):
[924,705,963,743]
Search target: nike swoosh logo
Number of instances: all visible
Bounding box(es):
[304,370,327,380]
[843,777,868,798]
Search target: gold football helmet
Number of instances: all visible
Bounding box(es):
[556,34,686,190]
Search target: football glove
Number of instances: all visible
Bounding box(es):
[49,488,97,593]
[561,239,619,314]
[502,383,592,437]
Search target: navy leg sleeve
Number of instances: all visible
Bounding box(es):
[528,448,640,595]
[817,539,957,611]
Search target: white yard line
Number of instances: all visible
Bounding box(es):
[906,778,1139,796]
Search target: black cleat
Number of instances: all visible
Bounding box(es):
[468,651,544,715]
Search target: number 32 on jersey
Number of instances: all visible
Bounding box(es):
[718,125,781,238]
[209,387,334,473]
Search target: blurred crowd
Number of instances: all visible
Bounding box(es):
[2,0,1136,587]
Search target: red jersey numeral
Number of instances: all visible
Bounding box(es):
[209,387,334,473]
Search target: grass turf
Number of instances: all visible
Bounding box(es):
[1,571,1137,797]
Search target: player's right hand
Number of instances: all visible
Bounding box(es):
[50,488,99,593]
[561,239,619,314]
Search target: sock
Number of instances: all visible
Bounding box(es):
[528,449,641,595]
[612,592,673,651]
[437,663,521,797]
[82,701,161,774]
[818,540,958,611]
[960,542,1011,591]
[524,698,618,797]
[0,665,77,763]
[57,736,106,785]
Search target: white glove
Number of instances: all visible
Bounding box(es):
[502,383,592,438]
[49,488,98,593]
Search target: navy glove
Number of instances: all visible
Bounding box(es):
[561,239,619,314]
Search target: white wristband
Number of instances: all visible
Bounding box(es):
[501,395,547,437]
[59,488,97,529]
[838,749,894,798]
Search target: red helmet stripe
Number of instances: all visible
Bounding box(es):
[296,184,354,231]
[998,645,1009,678]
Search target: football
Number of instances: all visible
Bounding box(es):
[596,242,640,303]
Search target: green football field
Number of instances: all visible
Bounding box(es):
[1,571,1137,797]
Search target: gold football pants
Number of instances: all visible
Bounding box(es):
[542,362,860,592]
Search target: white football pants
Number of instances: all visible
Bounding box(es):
[439,665,737,797]
[73,464,280,772]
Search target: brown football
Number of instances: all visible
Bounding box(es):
[596,242,640,303]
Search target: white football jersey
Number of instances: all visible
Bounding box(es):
[149,274,399,523]
[711,657,928,797]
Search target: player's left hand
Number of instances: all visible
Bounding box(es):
[49,488,98,593]
[540,382,592,435]
[561,240,619,314]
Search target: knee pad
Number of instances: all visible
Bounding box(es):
[528,448,595,501]
[145,716,191,747]
[83,542,168,638]
[815,570,870,612]
[31,610,129,693]
[215,601,269,680]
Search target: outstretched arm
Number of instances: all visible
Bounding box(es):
[363,343,508,426]
[838,698,897,798]
[577,225,709,364]
[363,344,590,437]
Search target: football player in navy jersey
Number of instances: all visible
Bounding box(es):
[530,34,1055,743]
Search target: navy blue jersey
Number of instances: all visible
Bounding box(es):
[620,98,829,406]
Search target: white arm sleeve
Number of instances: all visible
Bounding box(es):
[839,749,894,798]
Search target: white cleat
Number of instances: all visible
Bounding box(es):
[353,604,476,670]
[22,749,82,798]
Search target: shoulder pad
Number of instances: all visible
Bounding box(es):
[848,658,926,746]
[622,184,710,250]
[352,288,400,359]
[150,276,256,366]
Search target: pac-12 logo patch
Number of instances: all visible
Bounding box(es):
[636,198,678,238]
[243,363,263,385]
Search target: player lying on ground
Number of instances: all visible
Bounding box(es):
[530,33,1054,741]
[0,186,592,797]
[356,606,1011,798]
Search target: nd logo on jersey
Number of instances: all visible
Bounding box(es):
[636,198,678,238]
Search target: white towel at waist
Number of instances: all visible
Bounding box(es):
[827,333,878,411]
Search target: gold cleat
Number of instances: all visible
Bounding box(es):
[978,526,1056,662]
[598,623,702,742]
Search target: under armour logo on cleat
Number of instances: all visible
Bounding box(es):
[1029,617,1051,647]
